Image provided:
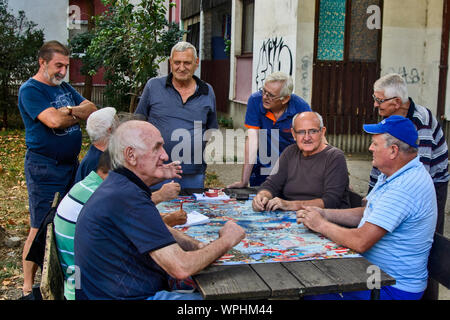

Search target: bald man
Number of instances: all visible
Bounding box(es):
[252,111,350,212]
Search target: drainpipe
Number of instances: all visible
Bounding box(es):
[437,0,450,123]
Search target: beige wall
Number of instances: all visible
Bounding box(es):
[252,0,299,92]
[381,0,443,113]
[295,0,315,105]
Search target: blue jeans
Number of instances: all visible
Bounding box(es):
[147,290,203,300]
[147,277,202,300]
[24,150,77,228]
[303,286,424,300]
[150,173,205,191]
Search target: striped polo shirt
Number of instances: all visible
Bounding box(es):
[53,171,103,300]
[369,98,449,189]
[361,156,437,293]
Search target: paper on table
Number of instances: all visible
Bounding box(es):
[175,210,210,228]
[193,193,230,201]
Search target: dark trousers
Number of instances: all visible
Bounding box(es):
[422,181,448,300]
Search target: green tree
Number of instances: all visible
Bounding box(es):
[0,0,43,128]
[84,0,185,112]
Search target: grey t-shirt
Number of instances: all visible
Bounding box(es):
[259,144,350,209]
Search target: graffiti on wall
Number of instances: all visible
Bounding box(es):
[300,54,312,101]
[255,37,293,89]
[386,66,421,85]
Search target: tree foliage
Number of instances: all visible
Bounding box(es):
[0,0,43,128]
[80,0,185,112]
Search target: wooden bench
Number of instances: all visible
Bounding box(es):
[39,193,65,300]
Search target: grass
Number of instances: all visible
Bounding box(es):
[0,128,90,299]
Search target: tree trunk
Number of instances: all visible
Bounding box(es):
[82,0,95,102]
[83,75,93,101]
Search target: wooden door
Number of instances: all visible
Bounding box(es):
[312,0,383,135]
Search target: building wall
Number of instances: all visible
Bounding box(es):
[295,0,315,105]
[9,0,69,44]
[447,25,450,120]
[380,0,443,114]
[252,0,298,93]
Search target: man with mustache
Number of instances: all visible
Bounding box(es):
[17,40,96,299]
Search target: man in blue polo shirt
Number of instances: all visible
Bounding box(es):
[228,72,311,188]
[135,41,218,190]
[297,116,437,300]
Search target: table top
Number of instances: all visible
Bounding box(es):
[193,257,396,300]
[158,192,396,300]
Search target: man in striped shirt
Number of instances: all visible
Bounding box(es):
[368,73,448,237]
[298,116,437,300]
[369,74,448,300]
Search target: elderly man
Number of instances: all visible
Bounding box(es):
[298,116,437,300]
[135,41,218,190]
[252,111,350,212]
[74,107,117,183]
[369,73,448,235]
[228,72,311,188]
[74,120,245,300]
[369,74,449,300]
[55,150,186,300]
[17,40,96,298]
[76,108,180,203]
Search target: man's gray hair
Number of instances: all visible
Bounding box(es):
[265,71,293,98]
[292,111,324,128]
[170,41,198,60]
[383,133,418,154]
[374,73,409,104]
[108,120,149,170]
[86,107,117,144]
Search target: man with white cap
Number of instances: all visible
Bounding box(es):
[297,115,437,300]
[74,107,118,183]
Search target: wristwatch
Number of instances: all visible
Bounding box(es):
[67,106,76,119]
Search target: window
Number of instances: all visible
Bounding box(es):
[241,0,254,54]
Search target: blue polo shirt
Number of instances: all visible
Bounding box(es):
[244,91,311,186]
[74,167,176,300]
[360,156,437,293]
[135,74,218,175]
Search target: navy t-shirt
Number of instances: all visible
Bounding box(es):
[18,78,84,163]
[74,168,176,300]
[73,145,103,184]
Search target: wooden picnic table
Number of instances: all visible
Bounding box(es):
[180,188,395,300]
[193,257,395,300]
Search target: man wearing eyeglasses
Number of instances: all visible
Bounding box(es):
[369,73,449,300]
[228,72,311,188]
[252,111,350,212]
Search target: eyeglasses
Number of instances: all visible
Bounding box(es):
[293,128,322,136]
[259,88,281,101]
[372,94,397,105]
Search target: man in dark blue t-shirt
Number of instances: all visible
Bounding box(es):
[228,72,311,188]
[75,120,245,300]
[18,40,96,299]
